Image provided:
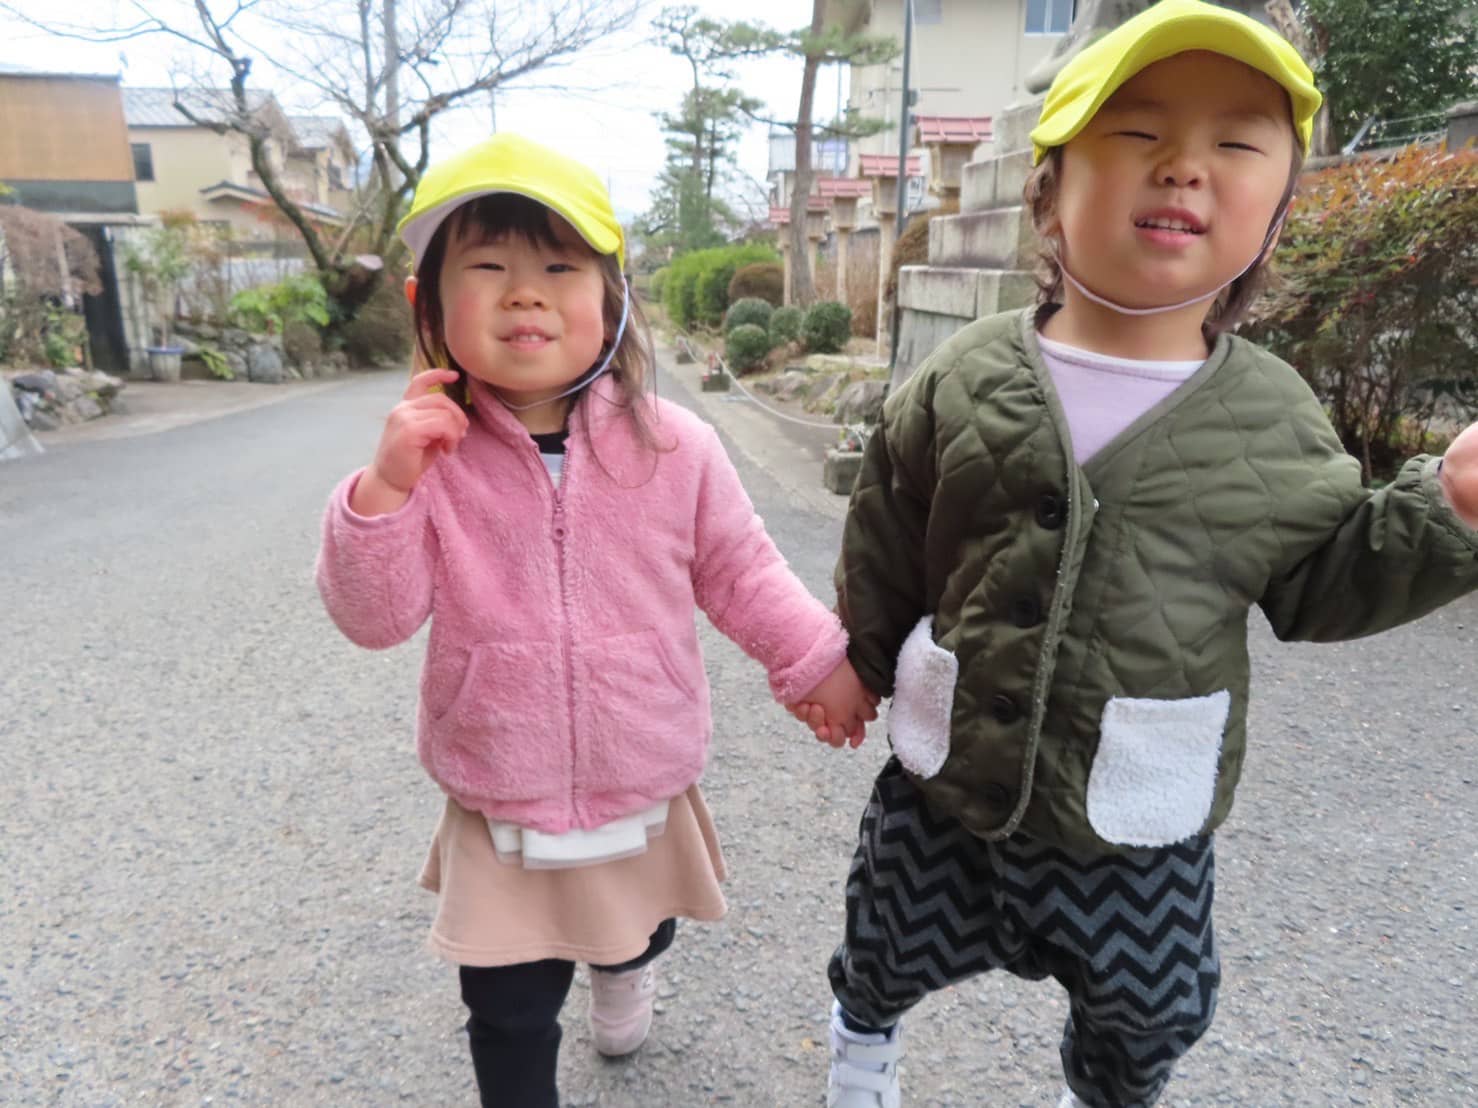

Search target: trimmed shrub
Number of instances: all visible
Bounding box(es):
[724,297,774,334]
[649,266,670,304]
[282,320,323,367]
[725,323,772,373]
[802,300,853,354]
[770,305,803,346]
[342,277,414,367]
[728,261,784,307]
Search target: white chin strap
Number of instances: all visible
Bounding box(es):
[1061,210,1287,317]
[496,277,631,412]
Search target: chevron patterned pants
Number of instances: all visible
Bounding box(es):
[829,758,1219,1108]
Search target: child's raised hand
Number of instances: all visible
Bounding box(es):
[788,659,881,749]
[1440,422,1478,528]
[351,368,468,516]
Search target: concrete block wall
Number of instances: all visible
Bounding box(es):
[892,98,1046,389]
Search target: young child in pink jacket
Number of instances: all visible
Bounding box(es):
[316,133,878,1107]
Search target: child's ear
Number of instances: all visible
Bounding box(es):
[404,276,418,307]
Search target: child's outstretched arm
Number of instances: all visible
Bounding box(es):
[688,423,859,720]
[316,368,468,649]
[1260,408,1478,642]
[1439,422,1478,528]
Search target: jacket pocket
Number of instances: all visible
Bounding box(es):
[889,617,957,779]
[573,628,705,788]
[1087,691,1230,847]
[430,640,566,799]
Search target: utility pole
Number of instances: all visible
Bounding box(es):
[888,0,914,369]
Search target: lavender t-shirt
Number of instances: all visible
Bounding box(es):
[1036,333,1204,464]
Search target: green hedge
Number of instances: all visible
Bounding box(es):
[662,243,780,330]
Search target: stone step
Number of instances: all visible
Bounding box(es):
[960,149,1034,213]
[928,206,1036,270]
[897,264,1037,318]
[996,97,1046,155]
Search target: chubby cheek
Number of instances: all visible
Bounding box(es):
[442,285,489,364]
[564,291,608,363]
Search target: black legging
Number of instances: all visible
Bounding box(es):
[459,918,676,1107]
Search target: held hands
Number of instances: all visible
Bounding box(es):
[1440,422,1478,529]
[786,658,881,750]
[350,367,469,517]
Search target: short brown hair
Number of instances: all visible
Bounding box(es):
[1022,146,1303,336]
[411,193,659,442]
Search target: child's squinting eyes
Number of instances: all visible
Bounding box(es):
[1112,130,1264,154]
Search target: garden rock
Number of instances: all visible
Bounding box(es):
[5,367,126,430]
[764,371,812,403]
[246,343,285,384]
[833,380,886,425]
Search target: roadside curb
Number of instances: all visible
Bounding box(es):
[655,338,849,522]
[33,375,356,447]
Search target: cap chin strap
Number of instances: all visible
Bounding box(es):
[1059,209,1287,318]
[495,277,631,413]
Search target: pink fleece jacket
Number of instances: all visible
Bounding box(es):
[317,376,848,834]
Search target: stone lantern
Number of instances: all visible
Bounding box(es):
[817,177,872,303]
[859,153,922,349]
[913,116,994,200]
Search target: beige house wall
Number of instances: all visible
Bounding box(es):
[129,127,305,240]
[849,0,1063,163]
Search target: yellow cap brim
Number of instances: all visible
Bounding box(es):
[399,186,624,270]
[1029,1,1321,163]
[397,133,625,269]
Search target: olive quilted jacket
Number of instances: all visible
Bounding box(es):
[838,309,1478,852]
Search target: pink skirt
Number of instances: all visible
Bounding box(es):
[418,785,728,967]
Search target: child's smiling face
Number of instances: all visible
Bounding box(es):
[1051,50,1297,314]
[437,210,608,407]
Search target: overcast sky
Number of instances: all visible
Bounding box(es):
[0,0,853,221]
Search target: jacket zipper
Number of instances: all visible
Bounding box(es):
[543,437,578,824]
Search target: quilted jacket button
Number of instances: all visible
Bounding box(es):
[1035,493,1064,530]
[982,782,1012,808]
[990,693,1020,724]
[1010,595,1042,628]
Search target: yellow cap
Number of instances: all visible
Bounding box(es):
[399,133,625,269]
[1029,0,1322,164]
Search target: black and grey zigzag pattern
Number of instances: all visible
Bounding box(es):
[829,758,1219,1108]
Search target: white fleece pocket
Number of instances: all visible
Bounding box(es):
[889,617,958,779]
[1087,691,1231,847]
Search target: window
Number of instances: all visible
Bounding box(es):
[1026,0,1075,35]
[913,0,943,24]
[131,143,154,182]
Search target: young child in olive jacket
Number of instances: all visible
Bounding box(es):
[796,3,1478,1106]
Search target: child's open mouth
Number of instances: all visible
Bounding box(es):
[503,327,554,350]
[1134,209,1207,245]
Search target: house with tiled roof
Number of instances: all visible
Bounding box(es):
[0,63,145,374]
[123,87,353,248]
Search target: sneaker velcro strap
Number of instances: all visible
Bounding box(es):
[832,1062,896,1093]
[839,1039,901,1065]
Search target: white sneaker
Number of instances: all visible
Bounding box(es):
[827,1002,901,1108]
[588,963,656,1057]
[1057,1090,1091,1108]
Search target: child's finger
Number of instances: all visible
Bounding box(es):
[404,368,460,400]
